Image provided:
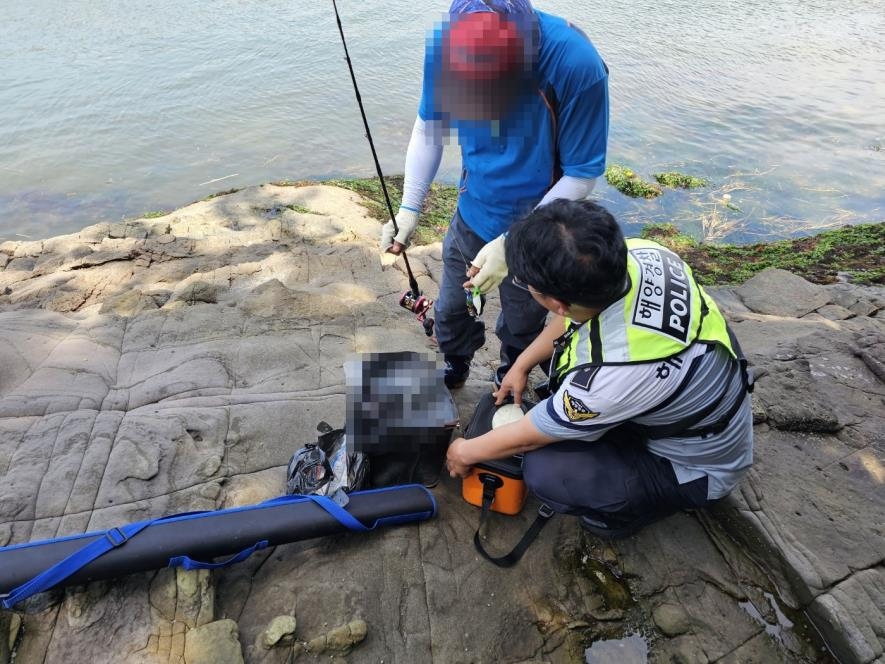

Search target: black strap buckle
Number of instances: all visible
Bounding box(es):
[538,503,555,519]
[105,528,129,547]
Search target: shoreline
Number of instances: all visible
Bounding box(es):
[307,176,885,287]
[2,177,882,288]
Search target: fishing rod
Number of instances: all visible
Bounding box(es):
[331,0,434,335]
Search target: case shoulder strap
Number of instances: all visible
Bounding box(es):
[472,473,554,568]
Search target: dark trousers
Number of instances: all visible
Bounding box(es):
[436,210,548,362]
[523,430,715,531]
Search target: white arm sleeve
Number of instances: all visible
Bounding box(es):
[400,117,444,212]
[536,175,597,208]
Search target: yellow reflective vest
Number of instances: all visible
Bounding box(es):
[552,238,738,380]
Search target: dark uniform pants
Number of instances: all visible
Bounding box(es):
[523,429,717,532]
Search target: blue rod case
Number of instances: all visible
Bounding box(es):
[0,484,436,609]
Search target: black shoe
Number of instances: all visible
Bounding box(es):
[444,356,471,389]
[579,515,642,540]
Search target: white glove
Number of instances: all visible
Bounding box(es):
[380,208,420,252]
[470,235,508,294]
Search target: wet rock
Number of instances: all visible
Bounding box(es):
[0,254,10,269]
[581,556,632,610]
[653,603,690,636]
[735,268,830,317]
[184,619,244,664]
[261,616,297,649]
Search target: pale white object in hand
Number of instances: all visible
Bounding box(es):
[492,403,525,429]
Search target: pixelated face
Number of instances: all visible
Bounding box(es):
[438,73,526,122]
[434,11,535,123]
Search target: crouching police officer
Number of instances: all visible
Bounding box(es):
[445,199,753,538]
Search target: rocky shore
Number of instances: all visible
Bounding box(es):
[1,183,883,663]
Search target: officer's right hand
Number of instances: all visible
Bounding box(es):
[380,208,420,255]
[494,366,529,407]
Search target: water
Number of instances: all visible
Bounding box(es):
[584,634,648,663]
[1,0,883,243]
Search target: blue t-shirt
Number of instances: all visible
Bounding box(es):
[419,11,609,241]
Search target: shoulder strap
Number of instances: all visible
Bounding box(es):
[472,473,554,568]
[632,327,754,440]
[1,520,153,609]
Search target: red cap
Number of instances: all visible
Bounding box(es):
[445,12,523,81]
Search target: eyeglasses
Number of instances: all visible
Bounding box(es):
[511,275,529,291]
[512,275,541,295]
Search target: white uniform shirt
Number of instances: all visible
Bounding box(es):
[530,343,753,499]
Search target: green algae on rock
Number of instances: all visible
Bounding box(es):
[653,171,708,189]
[141,210,170,219]
[641,221,885,285]
[604,165,662,199]
[281,176,456,246]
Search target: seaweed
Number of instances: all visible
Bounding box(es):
[654,171,708,189]
[605,165,662,199]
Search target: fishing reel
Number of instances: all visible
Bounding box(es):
[399,290,435,337]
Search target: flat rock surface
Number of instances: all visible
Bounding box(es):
[1,187,882,663]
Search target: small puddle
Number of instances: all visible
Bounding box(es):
[738,589,837,662]
[584,633,648,663]
[739,591,794,645]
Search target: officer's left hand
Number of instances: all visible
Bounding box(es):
[494,366,528,407]
[464,235,507,294]
[446,437,473,479]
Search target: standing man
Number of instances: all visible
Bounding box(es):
[445,200,754,538]
[380,0,609,389]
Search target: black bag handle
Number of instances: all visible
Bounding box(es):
[472,473,555,568]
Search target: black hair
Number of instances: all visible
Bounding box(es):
[505,199,628,308]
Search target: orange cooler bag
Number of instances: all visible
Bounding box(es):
[462,455,527,515]
[460,393,530,515]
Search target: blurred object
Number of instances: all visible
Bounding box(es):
[345,351,459,487]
